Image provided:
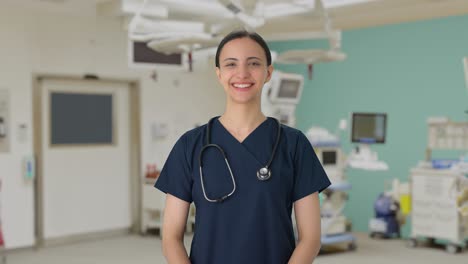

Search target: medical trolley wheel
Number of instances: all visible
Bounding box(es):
[406,238,418,248]
[445,243,461,254]
[426,237,435,246]
[348,241,357,251]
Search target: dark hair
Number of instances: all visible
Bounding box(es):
[215,30,272,67]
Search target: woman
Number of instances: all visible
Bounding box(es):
[155,30,331,264]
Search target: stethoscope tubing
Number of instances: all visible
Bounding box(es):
[199,144,236,202]
[199,116,281,202]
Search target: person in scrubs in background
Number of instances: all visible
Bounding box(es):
[155,29,331,264]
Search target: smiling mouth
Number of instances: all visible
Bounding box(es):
[232,83,254,89]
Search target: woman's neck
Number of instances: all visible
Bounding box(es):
[221,100,265,127]
[219,101,266,142]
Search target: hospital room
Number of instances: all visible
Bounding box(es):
[1,0,468,263]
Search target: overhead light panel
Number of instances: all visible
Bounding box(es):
[129,19,206,41]
[122,0,168,18]
[293,0,379,9]
[263,3,310,19]
[99,0,168,18]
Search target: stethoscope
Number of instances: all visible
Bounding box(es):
[198,116,281,203]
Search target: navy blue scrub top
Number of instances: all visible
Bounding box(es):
[155,117,331,264]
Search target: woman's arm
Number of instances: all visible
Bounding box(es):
[288,192,322,264]
[161,194,191,264]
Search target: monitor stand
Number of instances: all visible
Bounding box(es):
[348,144,389,171]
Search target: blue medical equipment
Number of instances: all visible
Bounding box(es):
[198,116,281,202]
[369,193,401,239]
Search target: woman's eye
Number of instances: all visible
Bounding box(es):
[225,63,235,67]
[249,62,261,66]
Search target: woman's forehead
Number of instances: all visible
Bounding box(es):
[219,37,266,60]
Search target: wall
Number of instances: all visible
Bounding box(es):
[270,14,468,236]
[0,6,224,249]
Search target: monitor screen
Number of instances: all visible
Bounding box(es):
[128,40,185,69]
[277,79,301,99]
[266,72,304,104]
[322,151,337,165]
[351,113,387,144]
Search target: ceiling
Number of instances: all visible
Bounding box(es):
[3,0,468,39]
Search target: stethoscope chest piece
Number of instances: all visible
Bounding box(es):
[257,167,271,181]
[201,117,280,202]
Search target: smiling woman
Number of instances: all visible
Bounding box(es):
[215,35,273,108]
[154,29,331,264]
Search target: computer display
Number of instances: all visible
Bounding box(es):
[128,40,186,70]
[268,72,304,104]
[351,113,387,144]
[322,150,337,165]
[277,79,301,99]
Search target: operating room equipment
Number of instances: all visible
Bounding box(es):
[407,117,468,254]
[348,112,389,171]
[198,116,282,202]
[369,179,409,239]
[369,193,401,239]
[307,127,346,184]
[261,71,304,127]
[307,127,356,251]
[275,0,346,80]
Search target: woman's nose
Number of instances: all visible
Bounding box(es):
[237,65,251,78]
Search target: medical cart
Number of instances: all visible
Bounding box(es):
[142,180,165,235]
[320,182,356,251]
[309,137,356,252]
[142,179,196,236]
[407,118,468,253]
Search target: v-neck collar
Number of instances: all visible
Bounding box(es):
[215,117,270,144]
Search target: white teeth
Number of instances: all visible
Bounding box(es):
[233,84,252,88]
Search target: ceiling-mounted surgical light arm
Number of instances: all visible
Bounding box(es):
[99,0,168,18]
[128,16,207,41]
[122,0,168,18]
[127,0,149,36]
[218,0,265,29]
[314,0,339,49]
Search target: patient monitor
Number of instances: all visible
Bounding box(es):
[348,112,389,171]
[262,71,304,127]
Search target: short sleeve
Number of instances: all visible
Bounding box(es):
[155,135,193,203]
[292,132,331,202]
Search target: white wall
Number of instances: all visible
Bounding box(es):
[0,6,224,249]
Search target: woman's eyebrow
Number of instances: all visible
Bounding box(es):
[223,58,238,62]
[223,57,261,62]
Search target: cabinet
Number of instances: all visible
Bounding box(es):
[409,168,468,253]
[141,183,196,236]
[142,183,165,234]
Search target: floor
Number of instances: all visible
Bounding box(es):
[5,232,468,264]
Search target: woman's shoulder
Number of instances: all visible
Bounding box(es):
[180,123,206,143]
[277,121,306,141]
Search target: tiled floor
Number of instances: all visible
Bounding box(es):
[6,232,468,264]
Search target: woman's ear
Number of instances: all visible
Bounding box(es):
[215,67,221,81]
[265,65,274,83]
